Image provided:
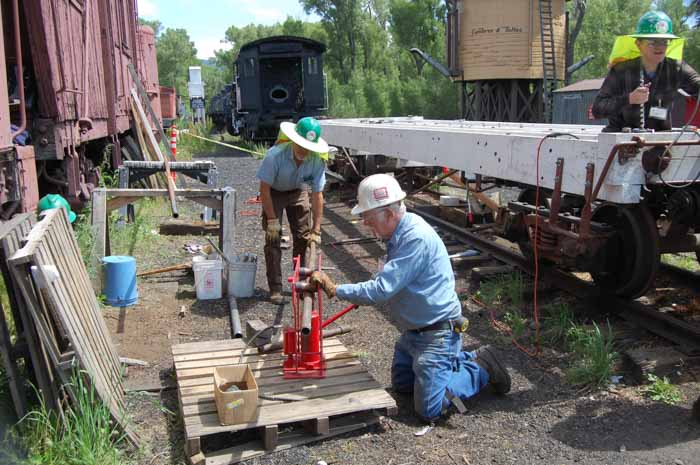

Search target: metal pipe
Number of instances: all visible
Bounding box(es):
[228,295,243,338]
[300,241,317,336]
[10,0,26,139]
[322,304,358,329]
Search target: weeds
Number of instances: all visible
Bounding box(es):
[540,302,575,344]
[503,310,527,339]
[176,118,216,160]
[661,253,700,272]
[476,272,524,310]
[643,373,682,405]
[565,322,618,388]
[12,371,128,465]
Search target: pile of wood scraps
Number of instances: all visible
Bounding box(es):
[0,209,138,444]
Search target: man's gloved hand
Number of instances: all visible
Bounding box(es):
[306,230,322,246]
[265,218,281,243]
[310,271,336,298]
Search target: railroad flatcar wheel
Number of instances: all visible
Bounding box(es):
[516,188,550,260]
[590,203,660,298]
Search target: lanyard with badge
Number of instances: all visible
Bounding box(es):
[641,65,668,123]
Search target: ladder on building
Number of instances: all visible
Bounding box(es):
[539,0,557,123]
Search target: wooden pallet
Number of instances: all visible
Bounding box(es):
[172,337,397,465]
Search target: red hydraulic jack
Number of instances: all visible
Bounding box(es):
[283,253,358,379]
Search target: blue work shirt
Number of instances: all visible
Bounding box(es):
[336,212,462,330]
[256,143,326,193]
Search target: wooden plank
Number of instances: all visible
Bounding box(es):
[105,188,224,197]
[130,88,178,217]
[0,215,58,412]
[173,347,352,372]
[173,338,344,363]
[90,188,108,293]
[11,210,134,444]
[182,377,381,417]
[172,338,246,355]
[221,188,236,266]
[159,220,219,236]
[176,355,359,383]
[42,213,123,394]
[186,389,395,437]
[202,412,380,465]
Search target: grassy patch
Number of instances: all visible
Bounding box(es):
[74,198,169,284]
[565,322,618,388]
[661,253,700,272]
[643,373,683,405]
[175,119,216,160]
[540,302,575,345]
[10,371,130,465]
[475,272,525,310]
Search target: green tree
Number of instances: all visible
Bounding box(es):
[202,62,227,100]
[301,0,363,81]
[138,18,162,37]
[156,28,199,96]
[572,0,653,80]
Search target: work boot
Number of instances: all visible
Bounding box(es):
[269,287,284,304]
[474,345,511,395]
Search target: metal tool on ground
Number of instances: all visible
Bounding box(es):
[205,237,231,265]
[258,323,353,353]
[136,263,190,277]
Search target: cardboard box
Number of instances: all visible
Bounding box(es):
[213,365,259,425]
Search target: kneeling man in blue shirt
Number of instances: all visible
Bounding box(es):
[311,174,511,422]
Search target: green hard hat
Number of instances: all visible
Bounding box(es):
[280,116,329,153]
[38,194,77,223]
[295,117,322,143]
[632,10,679,39]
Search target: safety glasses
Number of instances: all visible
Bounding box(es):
[645,39,670,47]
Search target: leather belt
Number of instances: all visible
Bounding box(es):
[409,320,452,333]
[271,188,301,194]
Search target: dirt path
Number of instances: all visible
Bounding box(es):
[109,147,700,465]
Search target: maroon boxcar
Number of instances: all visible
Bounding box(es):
[160,86,177,121]
[0,0,160,211]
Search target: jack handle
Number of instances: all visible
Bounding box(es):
[322,304,358,329]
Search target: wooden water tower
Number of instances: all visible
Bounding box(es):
[446,0,568,122]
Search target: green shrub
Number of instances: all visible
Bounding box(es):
[643,373,682,405]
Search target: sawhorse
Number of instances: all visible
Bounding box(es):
[117,161,218,223]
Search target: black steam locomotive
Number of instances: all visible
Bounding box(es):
[229,36,327,141]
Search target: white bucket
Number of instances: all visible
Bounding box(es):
[193,259,223,300]
[228,254,257,298]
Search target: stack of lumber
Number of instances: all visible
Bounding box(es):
[0,209,137,444]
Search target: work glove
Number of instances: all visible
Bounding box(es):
[265,218,281,244]
[310,271,336,298]
[306,231,322,246]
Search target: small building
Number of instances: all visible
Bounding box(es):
[552,79,607,126]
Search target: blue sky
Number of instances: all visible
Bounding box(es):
[139,0,320,59]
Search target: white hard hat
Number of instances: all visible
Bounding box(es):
[351,174,407,215]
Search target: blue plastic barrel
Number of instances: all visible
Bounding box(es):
[102,256,138,307]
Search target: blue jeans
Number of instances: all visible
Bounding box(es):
[391,329,489,421]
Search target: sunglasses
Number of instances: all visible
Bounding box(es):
[645,39,670,47]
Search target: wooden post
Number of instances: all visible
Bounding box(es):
[261,425,278,451]
[221,187,236,292]
[91,188,108,292]
[117,166,130,227]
